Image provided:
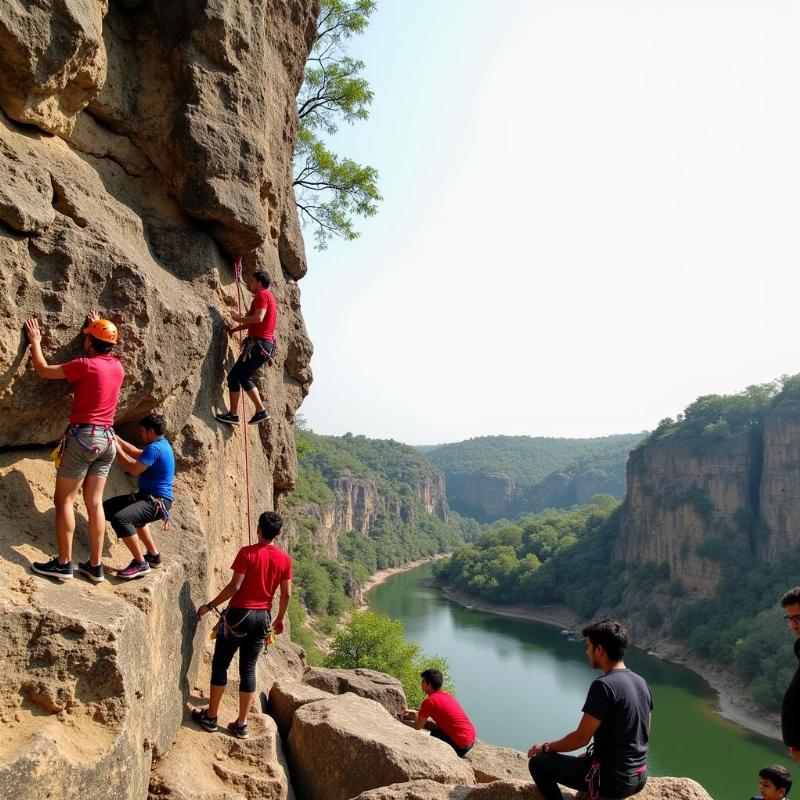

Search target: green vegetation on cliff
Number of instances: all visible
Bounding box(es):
[286,428,473,650]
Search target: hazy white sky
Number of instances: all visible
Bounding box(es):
[298,0,800,444]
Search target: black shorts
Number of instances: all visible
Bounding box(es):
[227,339,275,392]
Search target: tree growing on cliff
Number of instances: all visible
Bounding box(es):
[294,0,381,249]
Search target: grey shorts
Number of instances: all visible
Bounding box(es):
[57,430,116,480]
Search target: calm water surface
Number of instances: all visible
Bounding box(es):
[368,562,787,800]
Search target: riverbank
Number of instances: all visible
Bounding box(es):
[360,554,450,602]
[435,582,781,743]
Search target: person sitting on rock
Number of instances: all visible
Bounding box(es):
[192,511,292,739]
[26,313,125,584]
[397,668,476,757]
[215,271,276,427]
[751,765,792,800]
[527,619,652,800]
[103,413,175,580]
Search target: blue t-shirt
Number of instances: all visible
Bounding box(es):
[137,437,175,500]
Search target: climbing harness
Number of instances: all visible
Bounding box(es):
[209,606,275,646]
[233,257,254,545]
[586,759,601,800]
[129,490,172,531]
[50,424,113,469]
[241,336,276,366]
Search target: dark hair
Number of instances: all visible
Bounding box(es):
[258,511,283,540]
[88,334,114,354]
[138,414,166,436]
[420,669,443,690]
[582,619,628,662]
[253,271,271,288]
[760,765,792,793]
[782,588,800,608]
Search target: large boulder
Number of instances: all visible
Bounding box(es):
[287,693,475,800]
[268,680,330,738]
[466,741,531,783]
[620,777,713,800]
[302,666,407,716]
[351,779,542,800]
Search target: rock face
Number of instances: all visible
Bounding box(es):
[288,470,449,558]
[287,693,475,800]
[444,472,516,521]
[465,740,531,784]
[618,391,800,596]
[302,666,407,716]
[0,0,319,798]
[268,680,331,738]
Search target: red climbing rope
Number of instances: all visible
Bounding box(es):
[233,257,253,545]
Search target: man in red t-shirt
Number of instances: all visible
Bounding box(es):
[216,271,277,427]
[25,313,125,585]
[193,511,292,739]
[398,668,477,757]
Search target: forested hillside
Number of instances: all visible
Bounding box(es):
[437,375,800,712]
[284,429,477,649]
[426,433,645,521]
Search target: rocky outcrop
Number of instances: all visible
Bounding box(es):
[444,472,516,521]
[617,436,753,596]
[287,693,475,800]
[268,680,330,738]
[302,666,407,716]
[465,740,531,783]
[0,0,319,798]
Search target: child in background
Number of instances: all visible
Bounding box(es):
[752,765,792,800]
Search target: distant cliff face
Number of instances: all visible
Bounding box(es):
[618,392,800,596]
[444,472,514,522]
[288,470,449,558]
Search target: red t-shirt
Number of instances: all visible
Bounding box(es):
[230,542,292,610]
[247,289,277,342]
[419,691,476,749]
[61,355,125,426]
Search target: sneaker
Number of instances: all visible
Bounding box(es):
[117,559,150,580]
[248,410,269,425]
[191,707,218,733]
[32,556,74,580]
[77,560,105,584]
[215,412,239,425]
[144,552,163,569]
[227,720,249,739]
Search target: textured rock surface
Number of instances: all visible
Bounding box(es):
[465,741,531,783]
[351,779,542,800]
[302,666,407,716]
[616,436,754,596]
[0,0,319,798]
[268,679,330,738]
[288,693,475,800]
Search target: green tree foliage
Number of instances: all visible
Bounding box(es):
[295,0,381,249]
[436,496,622,618]
[325,611,452,706]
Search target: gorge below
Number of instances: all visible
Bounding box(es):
[369,561,786,800]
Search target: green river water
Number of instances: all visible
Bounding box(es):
[368,562,787,800]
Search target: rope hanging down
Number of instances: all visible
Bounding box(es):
[233,257,253,545]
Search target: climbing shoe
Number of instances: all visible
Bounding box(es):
[77,560,105,584]
[144,552,163,569]
[215,412,239,425]
[117,559,150,580]
[191,707,218,733]
[32,556,74,580]
[227,720,249,739]
[248,410,269,425]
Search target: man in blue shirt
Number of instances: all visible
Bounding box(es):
[104,413,175,579]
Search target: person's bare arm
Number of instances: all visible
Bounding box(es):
[196,572,246,617]
[528,713,601,757]
[228,307,266,333]
[272,578,292,633]
[114,444,149,476]
[24,318,66,379]
[114,435,144,459]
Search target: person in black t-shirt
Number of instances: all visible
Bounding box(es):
[528,619,653,800]
[782,587,800,764]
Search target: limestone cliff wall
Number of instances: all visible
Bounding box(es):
[0,1,319,798]
[287,471,449,558]
[618,394,800,596]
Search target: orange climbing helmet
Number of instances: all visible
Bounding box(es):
[82,319,119,344]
